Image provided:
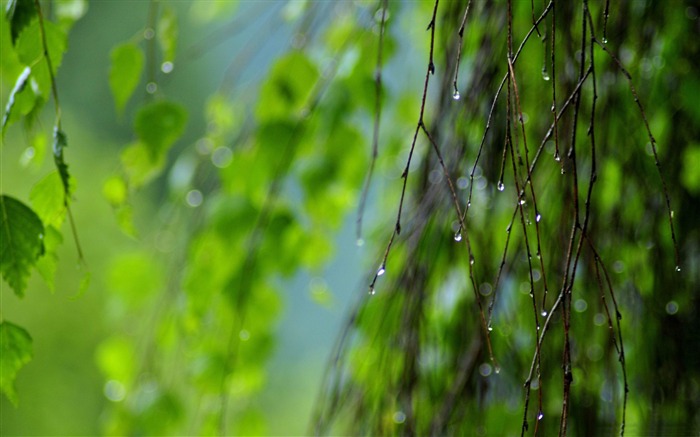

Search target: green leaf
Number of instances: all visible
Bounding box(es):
[30,171,66,228]
[158,6,177,64]
[255,52,318,122]
[16,18,67,99]
[0,195,45,297]
[52,127,71,198]
[120,141,165,188]
[5,0,36,45]
[109,43,144,116]
[134,100,188,160]
[1,66,31,136]
[35,225,62,291]
[0,321,33,405]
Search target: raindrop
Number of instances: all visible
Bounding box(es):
[467,201,471,208]
[602,37,608,44]
[392,411,406,424]
[377,264,386,276]
[454,231,462,242]
[161,61,174,74]
[146,82,157,94]
[542,67,551,81]
[665,300,679,315]
[368,286,376,295]
[537,411,544,421]
[452,89,461,100]
[186,189,203,207]
[671,210,675,218]
[143,27,155,40]
[675,265,681,272]
[497,181,505,192]
[541,310,548,317]
[519,199,526,205]
[554,152,561,162]
[470,255,475,265]
[487,325,493,332]
[536,213,542,223]
[494,365,501,374]
[356,238,365,247]
[536,325,540,331]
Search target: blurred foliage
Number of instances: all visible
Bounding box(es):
[1,0,699,436]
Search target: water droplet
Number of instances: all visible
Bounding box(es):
[541,310,548,317]
[467,201,471,208]
[146,82,158,94]
[452,89,461,100]
[497,181,505,192]
[542,68,550,81]
[537,411,544,421]
[675,265,681,272]
[494,365,501,374]
[519,199,526,205]
[377,265,386,276]
[143,27,155,40]
[470,255,475,265]
[369,286,376,295]
[161,61,174,74]
[487,325,493,332]
[554,152,561,162]
[602,37,608,44]
[454,231,462,242]
[561,168,566,175]
[356,238,365,247]
[671,210,675,218]
[536,325,540,330]
[536,213,542,223]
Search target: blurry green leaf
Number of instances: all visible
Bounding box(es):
[30,171,66,228]
[256,52,318,122]
[0,321,32,405]
[1,66,31,136]
[681,144,700,195]
[35,225,62,292]
[134,100,188,160]
[157,6,177,63]
[120,141,164,188]
[96,336,136,385]
[0,195,45,297]
[109,43,144,116]
[52,127,71,198]
[54,0,88,28]
[189,1,239,23]
[5,0,35,45]
[102,175,128,206]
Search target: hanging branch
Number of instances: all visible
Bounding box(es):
[368,0,440,295]
[357,0,389,244]
[33,0,85,265]
[451,0,473,99]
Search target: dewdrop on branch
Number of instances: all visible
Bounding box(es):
[377,264,386,276]
[452,89,461,100]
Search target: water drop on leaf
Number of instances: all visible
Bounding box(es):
[537,411,544,421]
[377,265,386,276]
[452,90,460,100]
[454,231,462,242]
[470,255,475,265]
[602,37,608,44]
[356,238,365,247]
[497,181,505,192]
[494,365,501,374]
[675,265,681,272]
[369,286,376,295]
[554,152,561,162]
[541,310,548,317]
[536,213,542,223]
